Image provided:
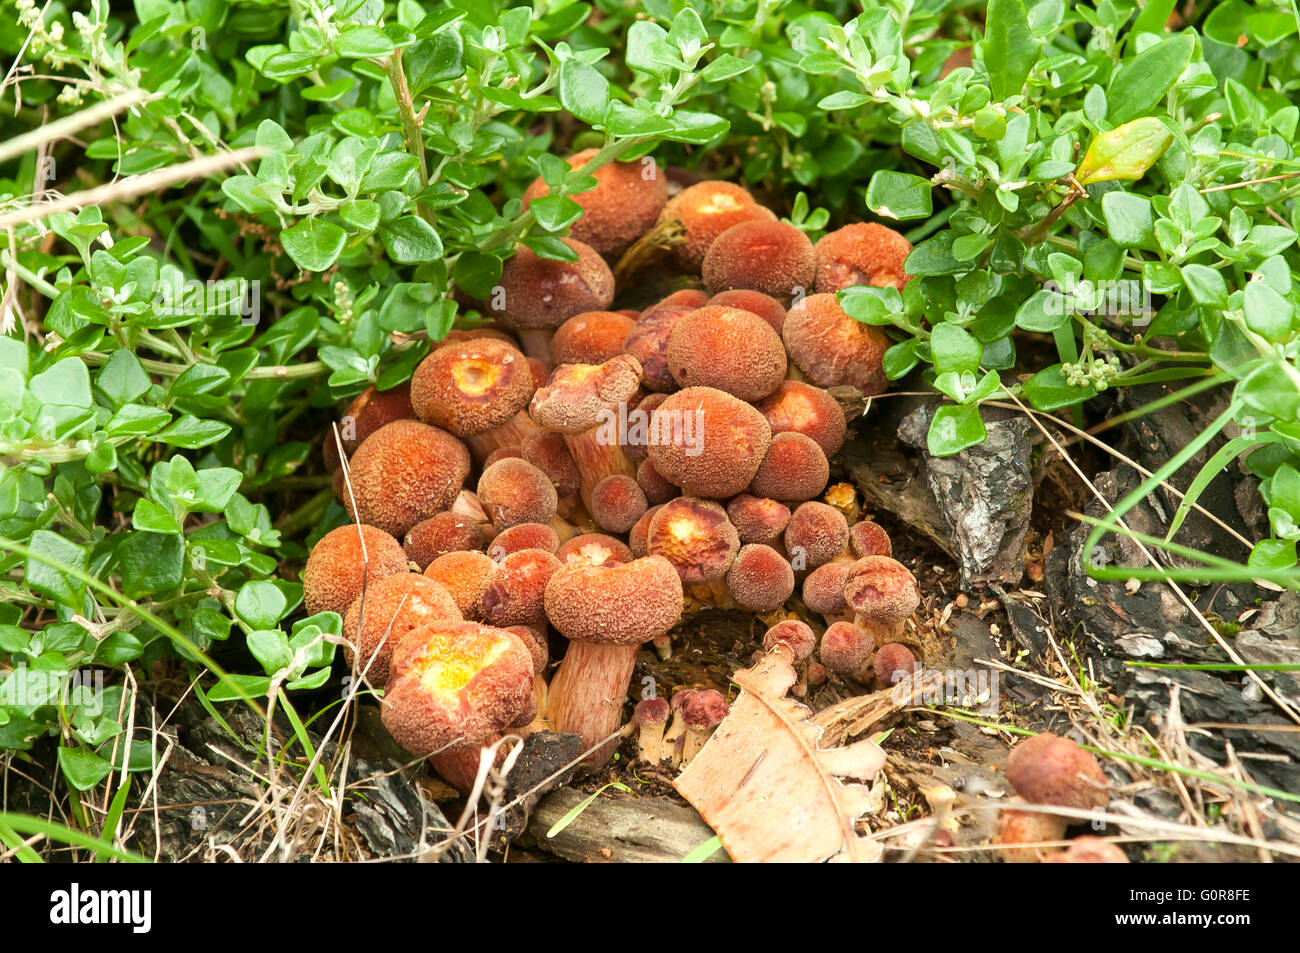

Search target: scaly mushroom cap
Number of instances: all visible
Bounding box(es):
[646,386,771,499]
[520,430,581,499]
[493,238,615,331]
[550,311,637,365]
[636,457,679,505]
[659,181,776,270]
[522,149,668,256]
[403,512,488,571]
[504,623,549,674]
[681,688,729,728]
[873,642,917,688]
[726,494,791,545]
[784,501,850,570]
[702,220,816,299]
[749,431,830,503]
[382,621,534,754]
[1005,733,1109,812]
[410,338,534,437]
[482,446,523,469]
[529,354,643,434]
[303,523,410,617]
[481,548,561,627]
[813,222,912,293]
[843,555,920,624]
[707,289,787,335]
[345,420,472,537]
[801,560,853,615]
[994,808,1069,863]
[753,380,847,457]
[647,498,740,584]
[762,619,816,660]
[666,305,788,401]
[477,458,558,529]
[556,533,633,568]
[850,520,893,558]
[623,308,688,394]
[633,696,670,727]
[343,573,462,684]
[782,293,890,396]
[628,504,662,557]
[726,544,795,612]
[591,474,649,534]
[642,289,709,317]
[624,392,667,462]
[489,521,561,557]
[819,621,875,675]
[543,555,684,645]
[423,550,494,620]
[325,381,415,469]
[1045,836,1129,863]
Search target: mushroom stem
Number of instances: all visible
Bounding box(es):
[546,640,639,766]
[563,427,635,514]
[429,737,505,795]
[463,411,544,465]
[651,633,672,660]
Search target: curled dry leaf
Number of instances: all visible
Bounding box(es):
[673,650,890,863]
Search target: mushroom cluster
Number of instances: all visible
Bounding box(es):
[307,158,916,788]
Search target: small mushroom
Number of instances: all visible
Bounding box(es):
[403,511,488,570]
[783,293,890,397]
[658,181,775,271]
[477,458,559,531]
[550,310,637,365]
[481,548,561,627]
[819,620,875,681]
[679,688,729,766]
[812,222,912,294]
[646,386,772,500]
[555,532,633,568]
[323,381,415,470]
[707,289,786,335]
[702,220,815,300]
[994,806,1068,863]
[749,432,830,504]
[762,619,816,661]
[850,520,893,558]
[785,501,850,571]
[623,696,671,764]
[423,550,495,620]
[725,544,795,612]
[647,498,740,604]
[303,524,409,617]
[666,305,787,401]
[843,555,920,644]
[410,337,533,438]
[1045,836,1129,863]
[489,521,561,557]
[342,572,462,685]
[753,380,847,457]
[873,642,918,690]
[344,420,472,537]
[726,494,791,546]
[590,473,648,534]
[1005,733,1109,814]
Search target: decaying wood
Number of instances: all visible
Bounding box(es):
[527,788,723,862]
[812,668,948,746]
[673,650,888,863]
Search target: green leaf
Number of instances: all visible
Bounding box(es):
[26,530,88,607]
[156,415,231,449]
[1101,191,1154,247]
[559,57,610,125]
[29,358,92,408]
[1243,280,1293,339]
[281,218,347,272]
[927,404,988,456]
[1023,364,1097,411]
[1015,289,1070,332]
[380,215,444,264]
[1076,118,1174,185]
[701,54,753,82]
[132,498,181,534]
[106,403,171,437]
[930,323,983,374]
[94,350,151,408]
[983,0,1037,101]
[58,746,114,791]
[1181,265,1228,308]
[335,24,395,58]
[116,532,184,599]
[1108,34,1195,124]
[530,194,585,232]
[236,581,290,630]
[866,171,933,220]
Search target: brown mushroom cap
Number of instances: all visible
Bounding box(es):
[381,621,534,754]
[702,220,816,299]
[623,308,688,394]
[303,523,410,617]
[410,338,534,437]
[819,621,874,675]
[1045,836,1129,864]
[543,555,684,645]
[556,533,633,568]
[624,393,667,462]
[590,474,649,534]
[762,619,816,661]
[801,560,853,615]
[646,386,771,499]
[873,642,917,689]
[522,149,668,256]
[503,623,549,674]
[994,808,1069,863]
[642,289,709,317]
[403,512,488,570]
[681,688,729,728]
[550,310,637,366]
[659,181,776,270]
[529,354,643,434]
[477,458,559,530]
[345,420,472,537]
[753,381,847,457]
[628,504,662,557]
[343,573,462,684]
[1005,733,1109,812]
[749,431,830,503]
[647,498,740,584]
[635,457,679,506]
[633,695,670,726]
[726,544,795,612]
[481,548,561,627]
[782,292,890,396]
[813,222,912,293]
[325,381,416,469]
[423,550,494,620]
[850,520,893,558]
[784,501,850,570]
[493,238,615,331]
[519,430,581,499]
[707,289,787,335]
[489,521,561,557]
[843,555,920,624]
[726,494,791,545]
[666,305,787,401]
